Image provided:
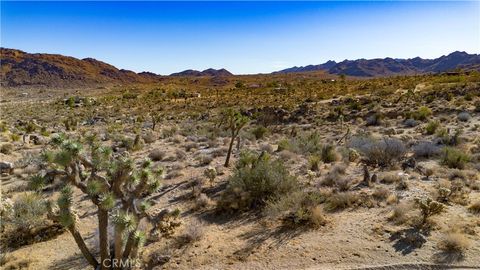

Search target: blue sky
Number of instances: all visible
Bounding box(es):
[1,1,479,74]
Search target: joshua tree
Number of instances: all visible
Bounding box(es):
[35,134,163,269]
[219,108,249,167]
[150,111,162,131]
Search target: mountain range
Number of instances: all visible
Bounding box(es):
[275,51,480,77]
[1,48,479,88]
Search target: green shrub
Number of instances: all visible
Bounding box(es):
[414,106,432,121]
[219,153,298,211]
[442,147,470,169]
[308,155,321,171]
[320,144,338,163]
[251,126,268,140]
[425,121,440,135]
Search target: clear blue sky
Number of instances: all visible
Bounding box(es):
[1,1,479,74]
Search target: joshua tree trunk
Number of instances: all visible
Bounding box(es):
[68,225,99,268]
[98,209,110,270]
[224,132,236,167]
[114,226,125,270]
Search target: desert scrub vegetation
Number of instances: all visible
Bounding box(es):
[441,147,470,169]
[218,152,298,211]
[29,133,168,269]
[0,193,59,249]
[266,191,327,228]
[348,136,406,167]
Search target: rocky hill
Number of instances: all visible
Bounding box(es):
[170,68,233,77]
[0,48,162,88]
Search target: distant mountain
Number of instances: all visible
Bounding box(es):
[275,51,480,77]
[0,48,161,87]
[170,68,233,77]
[274,60,337,74]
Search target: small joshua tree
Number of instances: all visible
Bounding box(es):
[150,111,162,131]
[203,167,217,186]
[36,134,163,269]
[219,108,249,167]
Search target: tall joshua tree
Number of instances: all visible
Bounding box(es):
[219,108,249,167]
[37,134,162,269]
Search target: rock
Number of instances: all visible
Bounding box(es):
[0,161,14,175]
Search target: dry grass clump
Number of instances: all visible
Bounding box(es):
[437,232,470,253]
[372,187,391,201]
[321,163,348,187]
[388,201,417,225]
[181,220,205,244]
[380,172,403,184]
[266,191,327,228]
[0,143,14,155]
[324,191,359,211]
[194,193,213,209]
[468,200,480,214]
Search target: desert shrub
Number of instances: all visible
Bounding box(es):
[259,143,274,154]
[389,202,416,225]
[348,136,406,167]
[404,119,418,128]
[436,128,462,146]
[380,172,403,184]
[277,139,291,152]
[148,149,166,161]
[425,121,440,135]
[161,126,178,138]
[468,200,480,214]
[266,191,327,228]
[442,147,470,169]
[320,144,338,163]
[365,113,383,126]
[372,187,391,201]
[288,132,322,154]
[3,192,47,232]
[197,154,213,166]
[219,153,298,211]
[308,155,321,171]
[10,133,21,142]
[413,106,432,121]
[251,126,268,140]
[437,232,470,253]
[325,192,359,211]
[321,163,347,187]
[0,143,13,155]
[457,112,471,122]
[413,141,441,158]
[179,221,204,244]
[194,193,212,209]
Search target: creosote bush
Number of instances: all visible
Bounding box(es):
[442,147,470,169]
[348,136,406,167]
[219,152,298,211]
